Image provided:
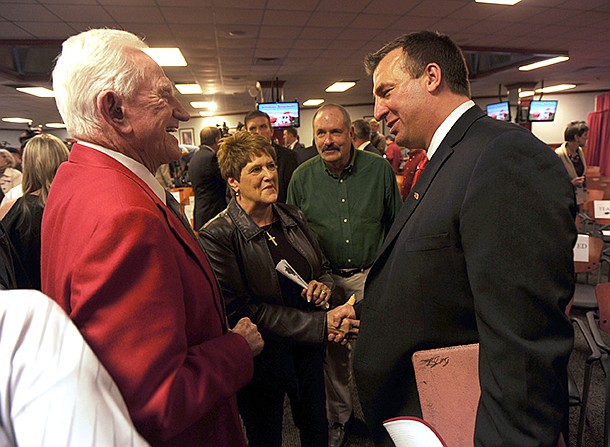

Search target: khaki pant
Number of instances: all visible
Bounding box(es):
[325,269,368,425]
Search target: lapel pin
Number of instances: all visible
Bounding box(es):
[413,192,420,200]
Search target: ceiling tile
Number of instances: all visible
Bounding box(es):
[306,12,358,28]
[214,8,264,25]
[266,0,318,11]
[16,21,76,38]
[363,0,420,15]
[0,21,34,38]
[1,4,60,21]
[263,10,310,27]
[259,26,302,40]
[104,6,165,23]
[161,7,214,24]
[46,5,114,22]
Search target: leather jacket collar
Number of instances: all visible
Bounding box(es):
[227,198,299,241]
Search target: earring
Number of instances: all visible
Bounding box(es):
[234,190,240,197]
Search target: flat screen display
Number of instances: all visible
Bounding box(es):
[485,101,511,121]
[527,100,558,122]
[257,102,300,128]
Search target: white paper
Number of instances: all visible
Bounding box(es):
[275,259,308,289]
[594,200,610,219]
[275,259,329,309]
[573,234,589,263]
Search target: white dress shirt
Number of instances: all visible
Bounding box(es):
[427,100,475,160]
[0,290,150,447]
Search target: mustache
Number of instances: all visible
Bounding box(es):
[322,144,340,152]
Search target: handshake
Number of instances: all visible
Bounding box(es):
[326,294,360,345]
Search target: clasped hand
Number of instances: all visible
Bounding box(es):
[326,302,359,345]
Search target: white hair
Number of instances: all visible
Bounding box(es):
[52,29,148,139]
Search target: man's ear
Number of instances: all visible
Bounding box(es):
[423,63,442,93]
[97,90,132,133]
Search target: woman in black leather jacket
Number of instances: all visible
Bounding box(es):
[199,131,356,447]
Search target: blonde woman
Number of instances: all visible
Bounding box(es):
[0,134,69,289]
[0,148,22,195]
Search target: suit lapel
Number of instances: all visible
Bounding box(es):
[372,106,486,268]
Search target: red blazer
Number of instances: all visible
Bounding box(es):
[41,144,253,446]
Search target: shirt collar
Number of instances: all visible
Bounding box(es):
[356,141,368,151]
[78,140,167,205]
[427,100,475,160]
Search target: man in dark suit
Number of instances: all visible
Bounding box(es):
[352,31,576,447]
[244,111,298,203]
[189,126,227,231]
[283,126,305,151]
[352,119,382,156]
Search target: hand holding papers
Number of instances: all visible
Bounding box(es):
[327,294,360,345]
[275,259,330,310]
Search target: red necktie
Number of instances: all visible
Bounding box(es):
[411,155,429,188]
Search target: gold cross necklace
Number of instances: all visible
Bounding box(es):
[265,230,278,246]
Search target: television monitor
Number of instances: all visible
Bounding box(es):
[257,102,300,128]
[527,100,558,122]
[485,101,511,121]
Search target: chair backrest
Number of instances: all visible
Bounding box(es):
[595,283,610,334]
[383,416,447,447]
[574,235,604,273]
[412,343,480,447]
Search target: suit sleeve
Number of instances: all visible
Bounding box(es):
[460,130,575,446]
[70,207,253,443]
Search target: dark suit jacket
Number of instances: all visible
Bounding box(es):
[363,142,382,156]
[273,143,298,203]
[353,106,576,446]
[295,145,318,165]
[189,145,227,231]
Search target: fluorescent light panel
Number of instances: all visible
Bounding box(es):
[475,0,521,5]
[536,84,576,93]
[190,101,210,108]
[199,111,214,117]
[142,48,187,66]
[45,122,66,128]
[325,82,356,93]
[2,117,32,124]
[16,87,55,97]
[519,84,577,98]
[175,83,202,94]
[303,99,324,106]
[519,56,569,72]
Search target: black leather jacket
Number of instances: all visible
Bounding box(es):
[199,199,333,344]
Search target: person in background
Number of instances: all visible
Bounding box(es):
[0,134,69,289]
[369,118,387,154]
[0,149,22,196]
[288,104,401,447]
[384,134,402,174]
[0,289,150,447]
[42,28,263,446]
[354,30,575,446]
[401,147,428,201]
[555,120,589,209]
[352,119,382,156]
[189,126,227,230]
[245,110,298,203]
[199,131,358,447]
[283,126,305,151]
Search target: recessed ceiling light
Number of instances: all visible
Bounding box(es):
[535,84,576,94]
[45,122,66,128]
[519,56,569,71]
[325,81,356,93]
[16,87,55,97]
[175,83,202,94]
[142,48,187,66]
[303,99,325,106]
[475,0,521,5]
[2,117,32,124]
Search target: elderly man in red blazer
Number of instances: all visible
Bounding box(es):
[41,29,263,446]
